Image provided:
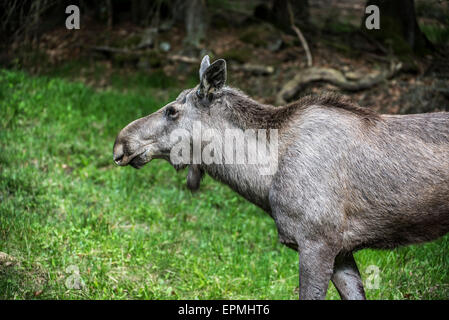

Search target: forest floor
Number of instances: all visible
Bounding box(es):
[1,1,449,299]
[5,0,449,114]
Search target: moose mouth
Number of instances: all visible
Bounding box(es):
[128,146,157,169]
[129,153,148,169]
[114,145,154,169]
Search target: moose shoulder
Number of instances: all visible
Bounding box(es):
[113,56,449,300]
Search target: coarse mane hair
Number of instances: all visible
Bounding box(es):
[221,88,380,129]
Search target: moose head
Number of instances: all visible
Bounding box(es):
[114,55,227,165]
[114,56,240,190]
[113,55,279,192]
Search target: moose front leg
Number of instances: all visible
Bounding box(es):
[298,241,338,300]
[331,253,366,300]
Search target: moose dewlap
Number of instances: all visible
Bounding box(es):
[113,55,449,300]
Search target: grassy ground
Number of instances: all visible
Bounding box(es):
[0,69,448,299]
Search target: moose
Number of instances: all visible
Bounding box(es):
[113,56,449,300]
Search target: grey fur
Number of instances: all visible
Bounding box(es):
[113,57,449,300]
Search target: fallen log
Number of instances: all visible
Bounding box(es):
[90,45,135,54]
[88,49,275,75]
[168,54,199,64]
[276,62,402,105]
[169,55,275,75]
[231,63,274,75]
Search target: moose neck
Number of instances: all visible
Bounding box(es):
[202,162,275,213]
[198,90,285,214]
[221,87,299,130]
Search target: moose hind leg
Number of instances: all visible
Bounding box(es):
[331,253,366,300]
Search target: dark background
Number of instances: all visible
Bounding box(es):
[1,0,449,113]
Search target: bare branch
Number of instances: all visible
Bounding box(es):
[287,0,312,67]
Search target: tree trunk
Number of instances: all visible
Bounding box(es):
[106,0,113,29]
[363,0,431,55]
[131,0,151,26]
[272,0,309,32]
[184,0,208,49]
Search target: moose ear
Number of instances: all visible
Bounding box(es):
[199,55,210,80]
[198,59,227,99]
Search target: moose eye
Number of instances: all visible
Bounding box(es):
[165,106,179,120]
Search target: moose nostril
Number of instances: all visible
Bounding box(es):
[114,153,124,165]
[113,141,125,165]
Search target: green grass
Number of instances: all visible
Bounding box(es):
[421,24,449,45]
[0,69,448,299]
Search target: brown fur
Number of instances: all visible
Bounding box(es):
[222,89,380,130]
